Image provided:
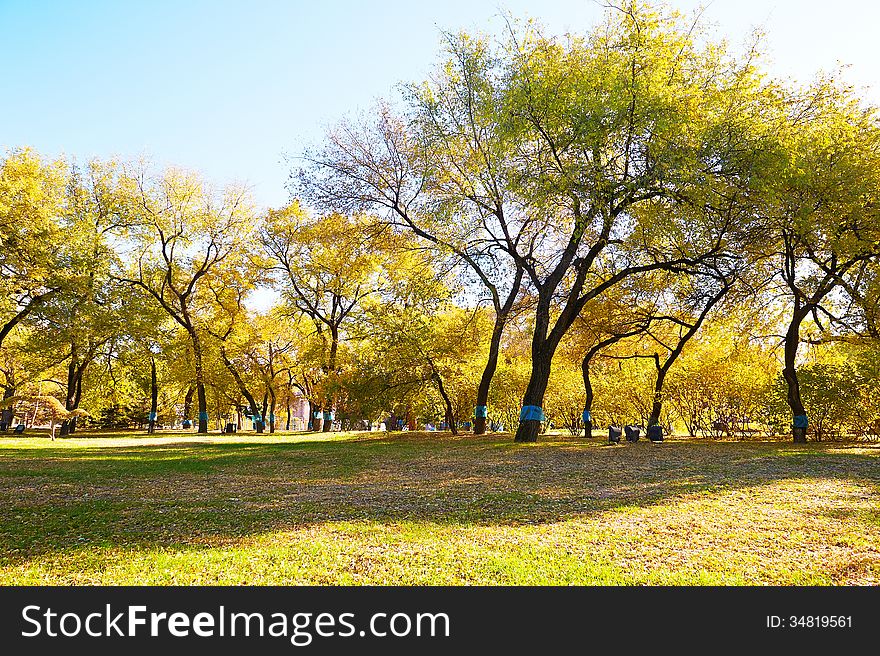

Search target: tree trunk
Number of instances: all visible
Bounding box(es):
[433,371,458,436]
[473,320,504,436]
[148,356,158,434]
[473,317,504,435]
[1,385,15,429]
[269,391,276,433]
[783,307,810,443]
[191,331,208,433]
[59,351,78,437]
[648,354,666,428]
[514,326,556,442]
[581,356,594,439]
[259,392,268,433]
[473,269,523,435]
[196,381,208,433]
[321,400,332,432]
[183,385,194,427]
[220,349,263,432]
[514,352,553,442]
[312,404,323,432]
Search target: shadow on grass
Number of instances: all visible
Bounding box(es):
[0,432,877,563]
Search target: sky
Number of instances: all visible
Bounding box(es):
[2,0,880,210]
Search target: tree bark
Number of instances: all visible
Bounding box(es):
[196,381,208,433]
[514,339,553,442]
[183,385,194,428]
[59,348,78,437]
[312,404,323,432]
[473,320,503,436]
[648,353,667,427]
[148,356,158,434]
[269,389,276,433]
[783,307,811,443]
[581,356,594,439]
[473,269,524,435]
[260,392,269,434]
[433,371,458,436]
[0,385,15,429]
[191,331,208,433]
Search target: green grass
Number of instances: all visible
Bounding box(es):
[0,429,878,585]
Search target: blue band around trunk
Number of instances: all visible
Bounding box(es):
[198,412,209,421]
[582,410,591,423]
[793,415,808,428]
[148,411,157,421]
[519,405,545,422]
[475,405,488,418]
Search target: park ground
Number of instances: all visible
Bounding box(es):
[0,430,877,585]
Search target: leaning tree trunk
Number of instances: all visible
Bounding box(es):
[433,371,458,436]
[473,320,503,435]
[220,350,264,432]
[148,356,158,434]
[473,269,523,435]
[783,307,811,443]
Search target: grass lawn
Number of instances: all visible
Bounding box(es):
[0,430,877,585]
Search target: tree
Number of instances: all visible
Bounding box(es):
[116,167,256,433]
[25,158,139,434]
[299,42,527,435]
[306,5,770,441]
[262,207,392,431]
[762,81,880,441]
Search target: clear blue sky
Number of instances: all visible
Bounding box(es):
[2,0,879,209]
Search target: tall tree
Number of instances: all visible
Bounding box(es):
[116,168,256,433]
[763,81,880,441]
[299,51,526,435]
[304,5,768,441]
[262,207,391,432]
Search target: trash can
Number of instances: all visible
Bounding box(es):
[224,423,236,434]
[648,424,663,442]
[14,424,25,434]
[608,425,622,444]
[624,425,640,442]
